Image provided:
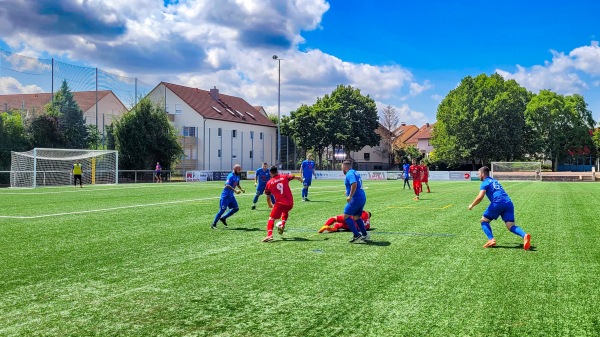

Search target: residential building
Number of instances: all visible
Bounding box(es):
[147,82,277,171]
[392,123,420,149]
[0,90,127,135]
[410,122,436,156]
[349,125,394,170]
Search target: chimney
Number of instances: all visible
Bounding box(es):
[209,86,219,101]
[401,122,406,126]
[426,122,430,128]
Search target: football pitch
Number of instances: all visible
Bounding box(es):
[1,180,599,336]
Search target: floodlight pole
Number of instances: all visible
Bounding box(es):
[273,55,283,167]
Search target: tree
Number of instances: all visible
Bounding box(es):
[328,85,380,158]
[105,123,116,150]
[432,73,531,168]
[29,114,63,149]
[114,98,183,170]
[55,80,89,149]
[0,111,29,171]
[393,144,421,165]
[287,104,329,168]
[377,105,399,168]
[525,91,595,170]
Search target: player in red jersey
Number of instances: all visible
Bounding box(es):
[409,158,422,200]
[318,211,371,233]
[262,166,303,242]
[420,160,431,193]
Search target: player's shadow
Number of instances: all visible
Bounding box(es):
[226,227,262,232]
[364,240,391,247]
[493,244,537,251]
[278,237,315,242]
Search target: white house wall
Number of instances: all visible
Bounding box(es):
[147,83,276,171]
[83,93,127,136]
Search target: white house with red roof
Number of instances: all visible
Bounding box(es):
[147,82,277,171]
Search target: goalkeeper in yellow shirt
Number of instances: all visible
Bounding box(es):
[72,160,83,188]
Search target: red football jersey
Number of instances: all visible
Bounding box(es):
[421,165,429,179]
[265,174,296,206]
[409,164,422,181]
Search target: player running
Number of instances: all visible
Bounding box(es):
[211,164,245,229]
[318,210,371,233]
[300,153,316,201]
[261,166,303,242]
[252,162,275,210]
[468,166,532,250]
[409,158,422,200]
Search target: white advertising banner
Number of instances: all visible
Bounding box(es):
[185,171,211,182]
[246,170,256,180]
[429,171,450,181]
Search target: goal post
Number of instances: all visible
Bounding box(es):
[490,162,542,181]
[10,148,118,188]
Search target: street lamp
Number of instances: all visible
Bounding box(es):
[272,55,283,167]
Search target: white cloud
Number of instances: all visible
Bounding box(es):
[375,102,428,126]
[0,77,44,94]
[409,80,432,97]
[496,41,600,95]
[430,94,443,101]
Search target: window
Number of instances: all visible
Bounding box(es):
[260,132,263,140]
[249,150,253,159]
[211,106,222,114]
[364,153,370,161]
[175,104,182,114]
[183,126,196,137]
[232,154,237,159]
[374,165,383,170]
[246,111,257,120]
[250,131,254,139]
[218,149,221,158]
[232,130,237,138]
[218,128,222,137]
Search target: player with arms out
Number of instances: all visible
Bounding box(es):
[252,162,275,210]
[300,153,317,201]
[468,166,531,250]
[211,164,245,229]
[409,158,422,200]
[262,166,303,242]
[318,211,371,233]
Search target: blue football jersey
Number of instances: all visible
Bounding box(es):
[221,172,240,198]
[255,168,270,185]
[480,177,511,203]
[301,160,315,178]
[345,169,366,200]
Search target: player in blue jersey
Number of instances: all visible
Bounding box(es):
[252,162,275,210]
[300,153,317,201]
[211,164,245,229]
[342,160,369,243]
[402,160,411,189]
[468,166,531,250]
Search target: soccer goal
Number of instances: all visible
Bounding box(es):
[490,162,542,181]
[10,148,118,188]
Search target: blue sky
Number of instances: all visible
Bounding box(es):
[1,0,600,126]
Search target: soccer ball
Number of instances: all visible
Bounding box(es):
[275,221,283,228]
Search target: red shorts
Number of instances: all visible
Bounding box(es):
[421,178,428,183]
[270,203,293,219]
[413,180,422,188]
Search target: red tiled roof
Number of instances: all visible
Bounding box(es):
[163,82,275,128]
[411,122,436,140]
[393,124,419,146]
[0,91,112,113]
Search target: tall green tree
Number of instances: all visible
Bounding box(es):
[525,91,595,169]
[114,98,183,170]
[55,80,89,149]
[432,73,531,168]
[329,85,380,158]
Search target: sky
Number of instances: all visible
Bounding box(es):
[1,0,600,126]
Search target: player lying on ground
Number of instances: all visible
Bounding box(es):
[318,211,372,233]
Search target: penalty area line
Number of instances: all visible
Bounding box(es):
[0,196,221,219]
[387,204,453,210]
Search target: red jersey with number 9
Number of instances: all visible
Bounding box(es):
[265,174,296,206]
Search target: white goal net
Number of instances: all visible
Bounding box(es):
[11,148,118,188]
[490,162,542,181]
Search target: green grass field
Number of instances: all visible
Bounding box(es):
[1,180,599,336]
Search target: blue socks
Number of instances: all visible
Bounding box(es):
[253,194,259,204]
[213,208,226,225]
[345,217,361,237]
[481,222,494,240]
[302,188,308,199]
[355,218,367,236]
[270,195,275,204]
[509,225,526,238]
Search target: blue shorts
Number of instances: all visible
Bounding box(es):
[219,196,239,210]
[255,184,267,194]
[303,177,312,187]
[344,198,366,217]
[483,201,515,222]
